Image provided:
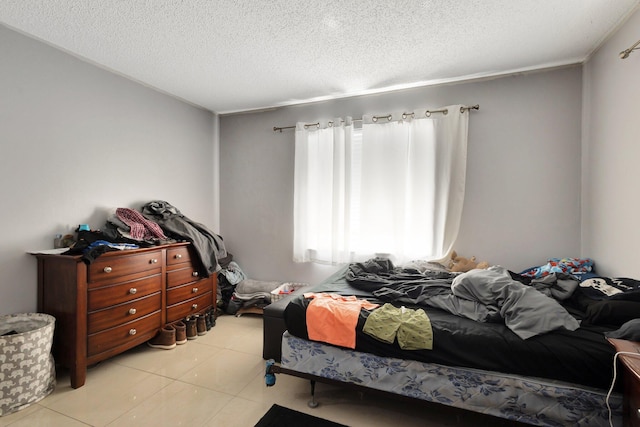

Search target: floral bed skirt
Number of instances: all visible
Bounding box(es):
[281,331,622,427]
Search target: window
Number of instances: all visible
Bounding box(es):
[293,106,469,265]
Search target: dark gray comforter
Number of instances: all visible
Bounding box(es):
[347,259,580,339]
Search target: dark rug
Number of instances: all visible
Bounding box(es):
[255,404,349,427]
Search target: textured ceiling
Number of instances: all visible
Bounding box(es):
[1,1,639,114]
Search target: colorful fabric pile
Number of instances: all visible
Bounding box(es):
[521,257,594,278]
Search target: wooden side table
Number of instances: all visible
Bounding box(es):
[608,338,640,427]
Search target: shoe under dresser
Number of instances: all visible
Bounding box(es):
[35,242,216,388]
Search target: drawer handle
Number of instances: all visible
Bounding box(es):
[128,308,137,315]
[192,271,199,277]
[129,329,137,336]
[129,288,137,295]
[192,287,198,293]
[175,254,182,259]
[103,266,112,273]
[150,258,158,264]
[192,304,198,310]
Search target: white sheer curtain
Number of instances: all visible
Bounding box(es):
[357,106,468,263]
[293,118,354,264]
[293,105,469,265]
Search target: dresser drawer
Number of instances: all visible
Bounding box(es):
[88,274,162,311]
[167,246,192,266]
[167,266,202,288]
[166,292,213,323]
[88,292,161,334]
[89,250,163,285]
[166,278,212,306]
[88,311,161,357]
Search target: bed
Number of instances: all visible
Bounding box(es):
[265,258,640,427]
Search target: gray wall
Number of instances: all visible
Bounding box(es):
[582,8,640,277]
[0,25,217,314]
[5,7,636,315]
[219,66,583,284]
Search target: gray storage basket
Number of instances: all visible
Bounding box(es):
[0,313,56,416]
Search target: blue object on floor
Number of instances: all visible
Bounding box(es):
[265,359,276,387]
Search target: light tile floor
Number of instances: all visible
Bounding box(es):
[0,314,525,426]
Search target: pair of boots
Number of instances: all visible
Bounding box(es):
[204,308,216,330]
[185,309,216,339]
[147,318,201,349]
[147,323,181,350]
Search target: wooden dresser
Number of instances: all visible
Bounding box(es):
[35,242,216,388]
[608,338,640,427]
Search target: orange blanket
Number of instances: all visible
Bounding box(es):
[304,292,379,349]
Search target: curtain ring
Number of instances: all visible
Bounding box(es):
[372,116,378,122]
[328,121,334,127]
[443,109,448,115]
[425,111,432,117]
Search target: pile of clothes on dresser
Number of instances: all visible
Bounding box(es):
[66,200,284,314]
[64,200,228,276]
